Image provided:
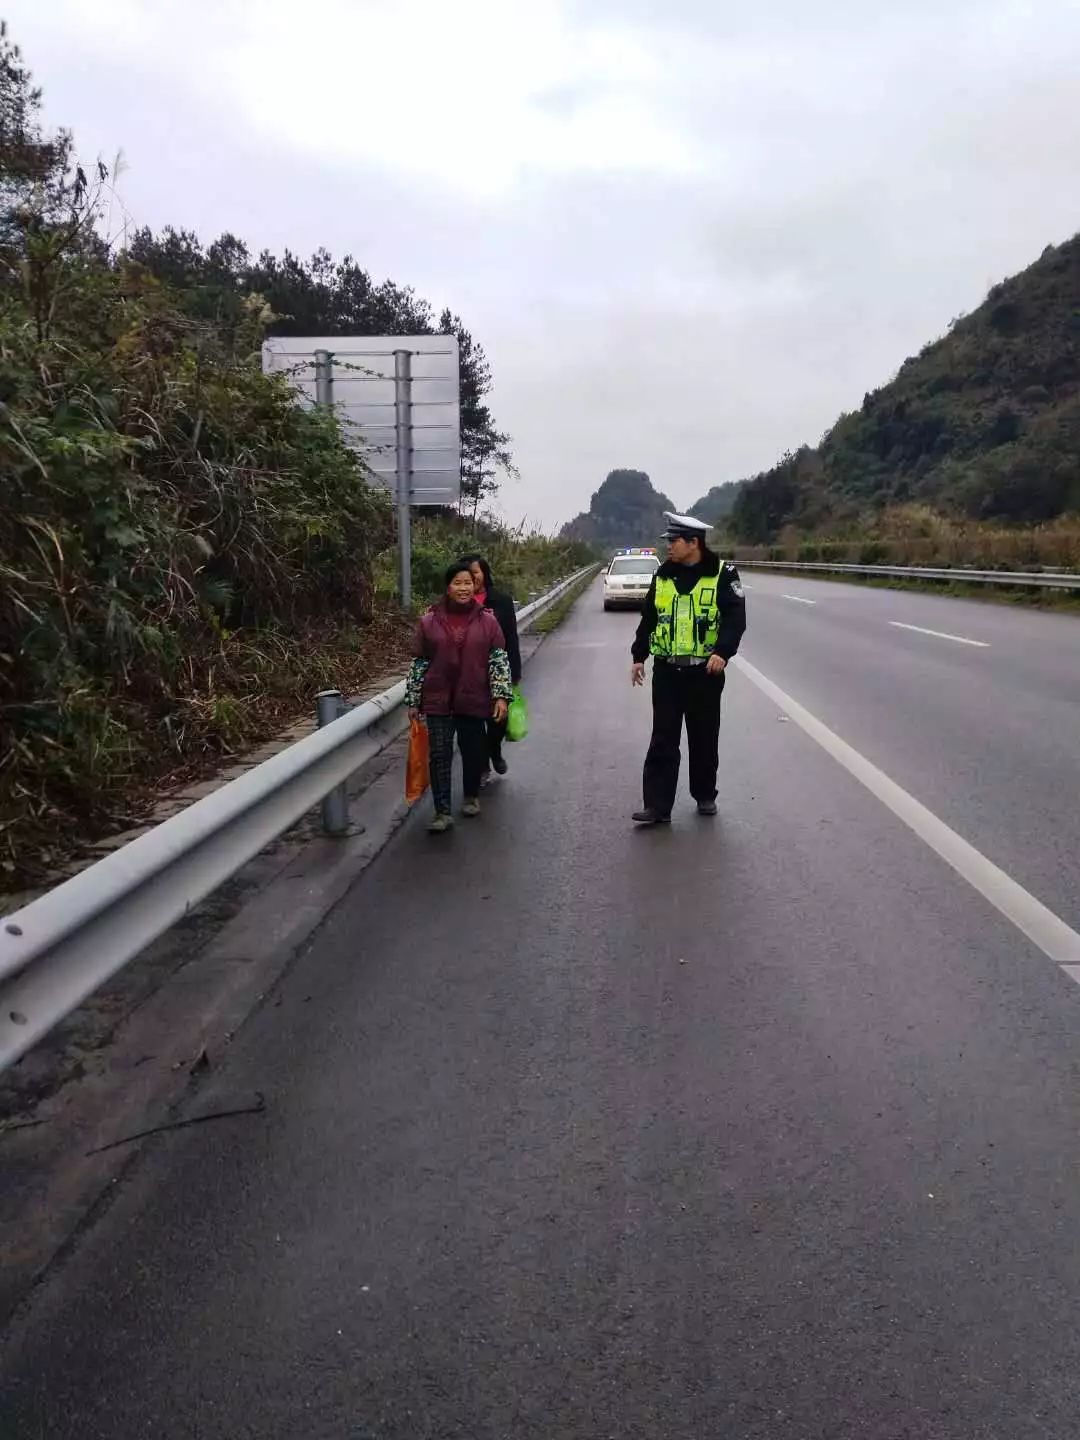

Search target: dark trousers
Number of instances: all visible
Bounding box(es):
[485,716,507,767]
[427,714,488,813]
[642,660,725,816]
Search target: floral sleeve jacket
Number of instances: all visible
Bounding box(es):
[405,602,513,714]
[405,650,512,710]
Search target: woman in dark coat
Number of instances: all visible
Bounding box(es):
[406,561,512,832]
[462,554,521,777]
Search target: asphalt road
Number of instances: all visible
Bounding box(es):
[736,570,1080,930]
[3,576,1080,1437]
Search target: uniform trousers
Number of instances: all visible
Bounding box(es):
[642,659,725,816]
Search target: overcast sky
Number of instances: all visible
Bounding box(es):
[8,0,1080,528]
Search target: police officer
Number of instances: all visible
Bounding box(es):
[630,512,746,825]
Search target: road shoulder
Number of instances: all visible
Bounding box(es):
[0,629,552,1326]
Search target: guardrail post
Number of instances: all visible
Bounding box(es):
[316,690,350,836]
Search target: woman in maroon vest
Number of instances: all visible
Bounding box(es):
[406,561,513,832]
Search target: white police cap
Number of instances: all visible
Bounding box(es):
[661,511,711,540]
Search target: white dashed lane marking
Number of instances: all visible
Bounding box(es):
[888,621,989,648]
[782,594,817,606]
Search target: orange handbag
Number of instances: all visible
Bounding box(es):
[405,716,430,804]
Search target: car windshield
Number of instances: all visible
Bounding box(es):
[609,558,658,575]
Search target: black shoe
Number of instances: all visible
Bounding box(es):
[696,800,718,816]
[491,754,508,776]
[632,808,671,826]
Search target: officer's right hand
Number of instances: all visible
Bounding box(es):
[631,662,646,687]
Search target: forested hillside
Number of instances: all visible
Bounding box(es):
[560,469,673,550]
[730,235,1080,543]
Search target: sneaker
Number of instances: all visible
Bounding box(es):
[479,770,492,789]
[632,809,671,826]
[696,800,718,816]
[427,813,454,834]
[462,798,481,818]
[491,754,508,776]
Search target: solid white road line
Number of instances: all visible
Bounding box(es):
[735,657,1080,972]
[782,594,817,606]
[889,621,989,648]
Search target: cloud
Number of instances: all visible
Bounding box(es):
[26,0,702,196]
[7,0,1080,527]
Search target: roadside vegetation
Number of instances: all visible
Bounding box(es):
[0,26,593,892]
[730,505,1080,571]
[380,515,594,610]
[726,506,1080,610]
[529,567,601,635]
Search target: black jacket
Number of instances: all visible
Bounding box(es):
[483,586,522,684]
[631,551,746,663]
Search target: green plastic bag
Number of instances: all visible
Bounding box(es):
[505,686,529,742]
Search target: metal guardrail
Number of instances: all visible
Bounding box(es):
[737,560,1080,591]
[0,566,598,1072]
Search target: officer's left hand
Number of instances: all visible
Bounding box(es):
[706,654,726,676]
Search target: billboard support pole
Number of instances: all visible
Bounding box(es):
[313,348,333,409]
[394,348,413,609]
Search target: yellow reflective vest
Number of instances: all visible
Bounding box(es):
[649,572,724,658]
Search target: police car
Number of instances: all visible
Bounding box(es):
[602,548,660,611]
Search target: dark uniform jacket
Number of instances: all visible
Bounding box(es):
[481,586,522,685]
[631,551,746,664]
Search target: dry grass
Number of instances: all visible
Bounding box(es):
[734,507,1080,571]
